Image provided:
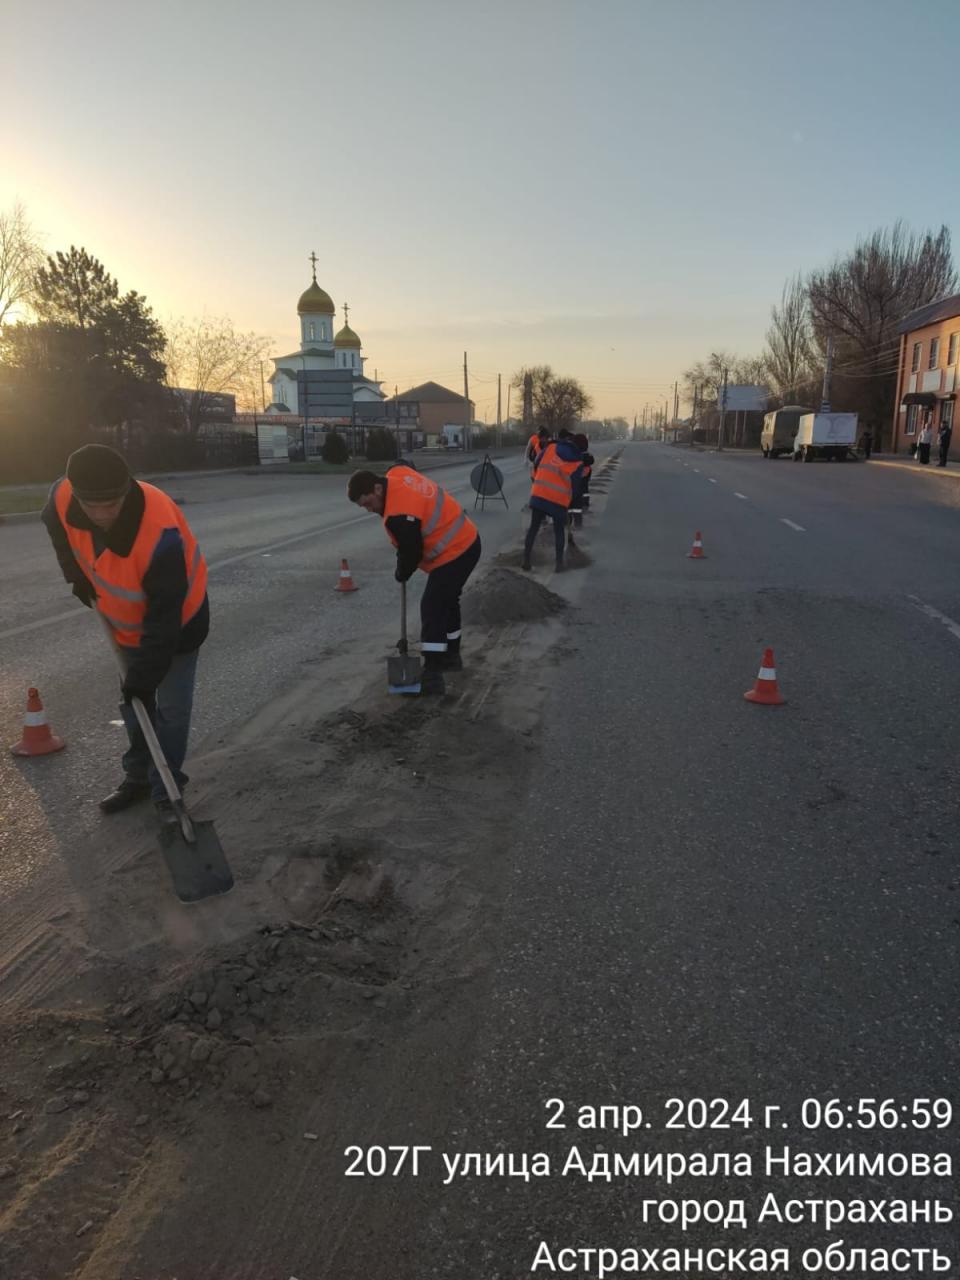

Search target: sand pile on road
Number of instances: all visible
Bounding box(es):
[463,567,567,625]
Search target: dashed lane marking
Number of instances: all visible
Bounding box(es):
[708,478,717,484]
[908,595,960,645]
[780,519,805,532]
[734,492,748,500]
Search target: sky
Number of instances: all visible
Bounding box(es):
[4,0,960,421]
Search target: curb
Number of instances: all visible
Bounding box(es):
[866,458,960,481]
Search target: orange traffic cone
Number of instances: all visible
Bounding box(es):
[334,558,358,593]
[688,530,706,559]
[10,688,66,756]
[743,648,786,706]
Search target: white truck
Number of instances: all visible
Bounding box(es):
[791,412,859,463]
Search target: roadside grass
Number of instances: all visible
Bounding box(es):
[0,487,47,515]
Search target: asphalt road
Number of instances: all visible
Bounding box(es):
[4,443,958,1276]
[332,443,960,1277]
[0,453,545,909]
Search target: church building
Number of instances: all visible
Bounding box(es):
[266,255,385,418]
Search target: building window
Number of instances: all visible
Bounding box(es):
[929,337,940,369]
[906,404,919,435]
[912,342,922,371]
[309,323,315,340]
[942,401,954,431]
[949,333,959,366]
[321,323,327,340]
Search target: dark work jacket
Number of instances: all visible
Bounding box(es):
[42,479,210,690]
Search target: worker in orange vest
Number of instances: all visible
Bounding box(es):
[521,429,583,572]
[348,466,481,695]
[41,445,209,822]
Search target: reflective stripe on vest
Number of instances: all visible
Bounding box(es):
[55,479,207,647]
[383,466,478,572]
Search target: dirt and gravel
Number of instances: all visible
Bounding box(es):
[0,557,582,1279]
[0,456,621,1277]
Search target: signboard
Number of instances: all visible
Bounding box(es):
[257,423,291,465]
[722,385,769,412]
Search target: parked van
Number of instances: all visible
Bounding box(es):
[761,406,813,458]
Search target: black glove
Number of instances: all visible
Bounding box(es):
[395,565,412,583]
[122,684,156,721]
[71,578,96,608]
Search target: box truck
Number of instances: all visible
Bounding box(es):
[791,412,859,462]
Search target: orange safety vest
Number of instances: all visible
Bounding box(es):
[55,479,207,648]
[530,443,579,509]
[383,466,478,572]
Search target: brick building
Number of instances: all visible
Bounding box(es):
[391,381,473,442]
[892,295,960,459]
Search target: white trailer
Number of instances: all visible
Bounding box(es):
[791,412,859,463]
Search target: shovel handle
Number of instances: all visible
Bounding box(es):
[96,612,185,810]
[398,579,409,656]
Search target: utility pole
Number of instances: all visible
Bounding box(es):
[717,367,728,451]
[463,351,470,449]
[673,380,679,426]
[395,383,401,460]
[496,372,502,448]
[820,336,834,412]
[522,372,533,430]
[505,383,511,435]
[690,384,698,447]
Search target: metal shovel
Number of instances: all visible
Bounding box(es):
[98,614,234,903]
[387,581,422,694]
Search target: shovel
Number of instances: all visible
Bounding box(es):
[98,614,234,904]
[387,581,422,694]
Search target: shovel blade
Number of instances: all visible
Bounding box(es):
[387,653,422,695]
[158,819,234,904]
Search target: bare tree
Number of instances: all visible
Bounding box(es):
[0,202,44,326]
[510,364,592,434]
[681,350,737,408]
[807,222,956,441]
[763,274,815,401]
[164,316,272,431]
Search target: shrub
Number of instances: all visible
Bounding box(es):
[321,430,350,465]
[365,427,398,462]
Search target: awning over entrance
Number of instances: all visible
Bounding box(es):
[901,392,937,407]
[935,392,956,401]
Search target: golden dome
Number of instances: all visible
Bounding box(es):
[297,279,335,315]
[334,322,362,349]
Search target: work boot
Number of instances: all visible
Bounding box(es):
[554,559,566,573]
[155,798,179,827]
[442,640,463,672]
[520,557,531,571]
[419,667,446,696]
[99,778,151,813]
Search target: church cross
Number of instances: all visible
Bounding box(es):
[343,301,350,326]
[308,250,318,282]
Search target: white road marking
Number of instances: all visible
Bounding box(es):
[908,595,960,645]
[734,492,748,500]
[708,478,717,484]
[693,468,701,473]
[780,518,805,532]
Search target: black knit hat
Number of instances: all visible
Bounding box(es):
[66,445,131,502]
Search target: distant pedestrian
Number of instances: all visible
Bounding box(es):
[860,427,874,460]
[917,421,933,465]
[937,420,952,467]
